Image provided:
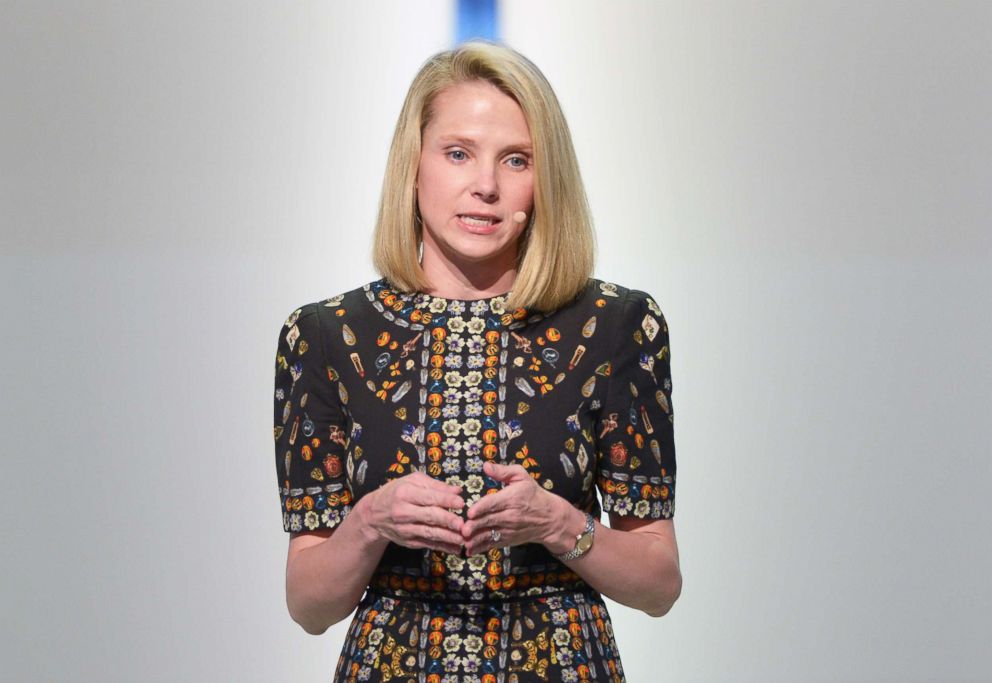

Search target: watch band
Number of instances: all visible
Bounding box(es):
[553,512,596,561]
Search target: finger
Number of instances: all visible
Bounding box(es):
[465,529,512,556]
[411,524,466,551]
[466,491,511,520]
[462,510,517,539]
[483,461,529,481]
[401,482,464,510]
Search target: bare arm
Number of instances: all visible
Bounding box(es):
[286,493,390,635]
[286,474,466,635]
[546,498,682,617]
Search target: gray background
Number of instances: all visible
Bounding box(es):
[2,1,990,681]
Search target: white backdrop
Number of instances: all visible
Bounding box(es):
[2,1,990,681]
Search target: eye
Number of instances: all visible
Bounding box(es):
[446,150,467,162]
[507,155,530,169]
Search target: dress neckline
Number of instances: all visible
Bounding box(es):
[366,277,529,327]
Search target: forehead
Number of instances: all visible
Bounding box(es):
[424,80,530,140]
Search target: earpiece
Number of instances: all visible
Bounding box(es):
[513,211,528,223]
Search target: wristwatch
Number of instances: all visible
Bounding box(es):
[553,512,596,561]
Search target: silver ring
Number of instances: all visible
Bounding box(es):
[490,528,501,543]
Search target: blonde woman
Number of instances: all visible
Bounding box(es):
[273,40,681,682]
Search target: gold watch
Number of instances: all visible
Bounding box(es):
[553,512,596,561]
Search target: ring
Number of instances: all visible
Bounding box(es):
[490,528,501,543]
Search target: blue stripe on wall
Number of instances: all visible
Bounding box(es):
[456,0,498,44]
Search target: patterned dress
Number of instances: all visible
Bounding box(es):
[273,277,677,682]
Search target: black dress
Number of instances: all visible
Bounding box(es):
[273,277,676,683]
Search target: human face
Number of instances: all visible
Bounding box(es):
[416,80,534,285]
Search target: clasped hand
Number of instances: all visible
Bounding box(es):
[367,461,560,556]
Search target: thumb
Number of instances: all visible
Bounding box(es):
[484,461,525,481]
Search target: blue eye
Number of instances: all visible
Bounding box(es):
[448,150,467,161]
[508,156,529,169]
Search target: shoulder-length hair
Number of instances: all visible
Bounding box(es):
[370,40,596,313]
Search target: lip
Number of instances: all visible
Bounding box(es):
[456,214,502,235]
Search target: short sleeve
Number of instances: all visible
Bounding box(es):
[593,289,676,520]
[273,304,353,533]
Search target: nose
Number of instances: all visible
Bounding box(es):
[471,165,499,203]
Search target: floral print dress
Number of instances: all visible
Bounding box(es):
[273,277,676,682]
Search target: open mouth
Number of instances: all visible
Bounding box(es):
[458,214,502,227]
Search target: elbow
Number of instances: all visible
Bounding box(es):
[287,591,345,635]
[288,598,330,636]
[644,569,682,618]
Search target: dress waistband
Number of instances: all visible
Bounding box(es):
[363,583,601,606]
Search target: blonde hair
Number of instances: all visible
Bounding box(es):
[370,40,596,313]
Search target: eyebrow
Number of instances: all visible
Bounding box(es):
[437,135,533,153]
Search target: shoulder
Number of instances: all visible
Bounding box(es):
[588,280,670,352]
[279,279,380,329]
[585,279,667,319]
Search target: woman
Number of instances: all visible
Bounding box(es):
[273,41,681,682]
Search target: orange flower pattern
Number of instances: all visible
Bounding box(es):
[273,278,676,681]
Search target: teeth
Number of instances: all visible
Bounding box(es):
[461,215,496,226]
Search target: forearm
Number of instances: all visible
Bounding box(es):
[286,493,390,634]
[546,499,681,617]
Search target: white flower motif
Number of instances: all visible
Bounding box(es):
[464,437,482,457]
[464,474,484,494]
[445,475,464,489]
[462,653,482,672]
[465,455,484,473]
[444,615,463,631]
[462,418,481,436]
[470,300,489,316]
[443,652,461,671]
[634,500,651,518]
[466,354,485,369]
[464,403,482,417]
[562,669,579,682]
[413,293,431,306]
[443,634,461,652]
[442,458,461,474]
[444,355,464,369]
[444,371,463,387]
[466,338,485,353]
[442,438,461,457]
[462,386,483,402]
[443,388,462,403]
[466,554,487,570]
[442,403,461,418]
[553,628,571,646]
[321,508,342,527]
[445,554,466,572]
[447,300,467,315]
[368,628,384,645]
[557,649,574,666]
[614,496,633,515]
[429,297,448,313]
[442,419,462,437]
[463,634,484,653]
[447,317,466,333]
[463,371,483,387]
[447,336,465,353]
[466,317,486,334]
[490,298,506,315]
[289,512,302,531]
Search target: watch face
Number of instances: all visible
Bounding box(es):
[577,535,593,552]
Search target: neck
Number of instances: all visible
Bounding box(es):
[419,241,518,300]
